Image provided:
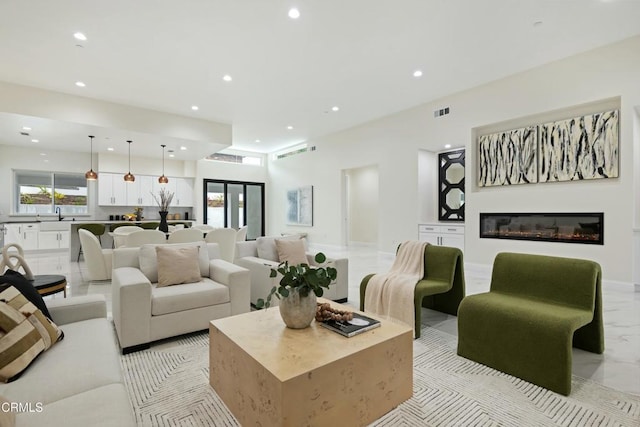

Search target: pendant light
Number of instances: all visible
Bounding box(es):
[85,135,98,180]
[123,140,135,182]
[158,144,169,184]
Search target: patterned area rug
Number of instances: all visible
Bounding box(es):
[121,328,640,427]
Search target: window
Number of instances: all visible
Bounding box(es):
[15,170,88,215]
[203,179,264,240]
[205,152,263,166]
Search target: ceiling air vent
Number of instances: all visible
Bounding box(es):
[434,107,450,118]
[20,132,30,136]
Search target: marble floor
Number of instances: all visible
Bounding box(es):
[25,245,640,396]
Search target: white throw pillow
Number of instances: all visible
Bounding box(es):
[256,237,278,261]
[139,241,209,283]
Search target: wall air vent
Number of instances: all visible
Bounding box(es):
[274,144,309,160]
[434,107,450,118]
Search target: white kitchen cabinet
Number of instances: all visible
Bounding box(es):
[98,173,128,206]
[418,224,464,252]
[4,223,39,250]
[154,177,194,207]
[38,230,70,250]
[126,175,154,206]
[174,178,194,207]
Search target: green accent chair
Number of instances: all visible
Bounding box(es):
[360,244,465,339]
[457,252,604,396]
[140,222,160,230]
[77,224,106,261]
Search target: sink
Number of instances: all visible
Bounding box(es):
[39,222,71,231]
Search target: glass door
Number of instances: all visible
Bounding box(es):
[204,179,264,238]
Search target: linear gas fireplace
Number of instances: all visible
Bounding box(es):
[480,213,603,245]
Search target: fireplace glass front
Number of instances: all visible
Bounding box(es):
[480,213,603,245]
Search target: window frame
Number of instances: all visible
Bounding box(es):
[13,169,89,216]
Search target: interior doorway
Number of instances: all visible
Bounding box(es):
[342,165,379,247]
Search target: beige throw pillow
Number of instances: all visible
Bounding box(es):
[140,241,209,283]
[275,239,308,265]
[156,246,202,287]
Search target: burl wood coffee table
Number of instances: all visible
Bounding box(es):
[209,300,413,427]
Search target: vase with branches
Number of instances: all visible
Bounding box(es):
[152,188,174,232]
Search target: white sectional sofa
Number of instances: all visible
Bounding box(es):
[112,241,250,353]
[0,295,136,427]
[235,237,349,306]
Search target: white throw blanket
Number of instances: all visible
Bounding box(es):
[364,241,428,334]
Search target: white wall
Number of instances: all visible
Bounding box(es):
[346,165,379,245]
[266,35,640,284]
[0,144,94,220]
[193,159,268,223]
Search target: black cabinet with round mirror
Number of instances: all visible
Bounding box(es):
[438,149,465,222]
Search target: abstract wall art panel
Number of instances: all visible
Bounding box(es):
[286,185,313,226]
[478,126,538,187]
[539,110,619,182]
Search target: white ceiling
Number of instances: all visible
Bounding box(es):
[0,0,639,157]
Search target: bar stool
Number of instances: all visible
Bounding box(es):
[77,224,106,262]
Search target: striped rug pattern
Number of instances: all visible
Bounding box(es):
[121,328,639,426]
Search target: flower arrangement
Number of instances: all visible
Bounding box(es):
[256,253,337,309]
[151,188,174,211]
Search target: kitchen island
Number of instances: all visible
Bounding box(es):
[69,220,193,262]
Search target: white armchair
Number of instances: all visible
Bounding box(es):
[235,237,348,307]
[111,241,250,353]
[78,229,113,281]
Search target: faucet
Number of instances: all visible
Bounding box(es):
[55,207,64,221]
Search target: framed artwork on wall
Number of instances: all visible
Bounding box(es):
[478,126,538,187]
[286,185,313,226]
[539,109,619,182]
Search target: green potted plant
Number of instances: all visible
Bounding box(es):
[256,253,337,329]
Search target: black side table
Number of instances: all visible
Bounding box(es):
[31,274,67,297]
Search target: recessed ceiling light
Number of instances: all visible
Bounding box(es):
[22,126,31,131]
[169,154,175,158]
[288,8,300,19]
[444,144,452,149]
[75,81,86,87]
[107,147,114,151]
[180,146,187,151]
[222,75,232,82]
[331,106,340,112]
[31,139,39,143]
[287,125,294,130]
[43,159,49,163]
[40,153,46,156]
[255,139,261,143]
[73,32,87,41]
[191,105,199,111]
[413,70,423,78]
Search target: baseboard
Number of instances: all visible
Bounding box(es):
[463,263,492,279]
[347,241,377,248]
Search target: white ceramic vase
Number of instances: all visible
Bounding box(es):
[278,288,317,329]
